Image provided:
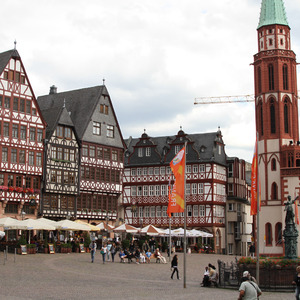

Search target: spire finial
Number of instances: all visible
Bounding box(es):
[14,40,17,50]
[102,78,105,85]
[180,125,182,130]
[144,129,146,133]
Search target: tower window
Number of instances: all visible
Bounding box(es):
[270,99,276,133]
[271,182,278,200]
[268,64,274,90]
[271,158,276,171]
[284,99,289,133]
[265,223,273,246]
[269,39,273,46]
[257,67,262,93]
[283,64,288,90]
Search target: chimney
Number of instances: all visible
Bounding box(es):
[49,85,57,95]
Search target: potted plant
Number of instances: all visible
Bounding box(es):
[83,232,91,252]
[43,239,49,253]
[17,236,27,254]
[60,242,72,253]
[26,243,37,254]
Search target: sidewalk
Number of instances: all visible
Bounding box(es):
[0,252,293,299]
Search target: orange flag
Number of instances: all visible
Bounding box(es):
[167,147,185,217]
[251,139,258,215]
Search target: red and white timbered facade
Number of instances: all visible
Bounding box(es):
[124,129,227,252]
[0,49,46,220]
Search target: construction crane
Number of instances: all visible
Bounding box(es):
[194,94,254,105]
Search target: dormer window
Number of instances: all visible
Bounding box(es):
[100,104,109,115]
[138,148,143,157]
[146,147,151,156]
[175,145,181,154]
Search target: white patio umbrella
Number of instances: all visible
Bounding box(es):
[0,217,28,230]
[37,217,58,226]
[19,219,56,231]
[96,222,114,231]
[0,230,5,238]
[113,223,139,233]
[55,219,90,231]
[139,225,165,236]
[189,229,213,237]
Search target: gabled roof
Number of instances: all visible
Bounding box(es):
[125,130,227,166]
[41,105,76,140]
[37,85,126,149]
[0,49,20,75]
[258,0,289,29]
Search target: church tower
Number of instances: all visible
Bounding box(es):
[254,0,299,256]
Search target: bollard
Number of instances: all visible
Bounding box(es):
[14,248,16,263]
[5,245,8,260]
[3,250,6,265]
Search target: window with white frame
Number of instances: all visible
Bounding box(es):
[175,145,181,154]
[150,206,155,217]
[149,185,154,196]
[161,185,167,195]
[162,206,167,217]
[155,185,160,196]
[199,164,205,172]
[228,203,235,211]
[187,205,192,217]
[131,169,136,176]
[198,183,204,194]
[137,186,142,196]
[92,122,101,135]
[143,168,147,175]
[228,243,233,255]
[186,183,190,195]
[139,207,143,218]
[156,206,161,217]
[137,168,142,175]
[199,205,205,217]
[166,167,171,174]
[154,167,159,175]
[143,185,148,196]
[106,125,114,138]
[193,205,198,217]
[131,186,137,196]
[192,183,197,194]
[146,147,151,156]
[160,167,165,175]
[186,165,191,173]
[144,206,150,217]
[228,222,234,234]
[193,165,198,173]
[138,148,143,157]
[148,168,153,175]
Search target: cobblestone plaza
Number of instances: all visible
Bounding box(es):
[0,252,293,299]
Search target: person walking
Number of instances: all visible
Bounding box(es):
[89,240,97,263]
[238,271,262,300]
[100,244,107,264]
[249,243,255,258]
[171,254,179,280]
[110,243,116,262]
[292,266,300,299]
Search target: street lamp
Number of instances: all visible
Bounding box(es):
[21,211,26,220]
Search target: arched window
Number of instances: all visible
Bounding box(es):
[265,223,273,246]
[271,182,278,200]
[257,101,264,136]
[271,158,276,171]
[270,99,276,133]
[268,64,274,90]
[258,66,262,93]
[283,64,288,90]
[284,99,289,133]
[275,222,282,245]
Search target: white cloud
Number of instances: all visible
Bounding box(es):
[1,0,300,162]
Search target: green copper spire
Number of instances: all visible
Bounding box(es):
[258,0,289,29]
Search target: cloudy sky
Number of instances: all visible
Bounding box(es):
[2,0,300,162]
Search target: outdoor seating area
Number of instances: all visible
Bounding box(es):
[0,217,213,257]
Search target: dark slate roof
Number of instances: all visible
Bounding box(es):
[41,105,76,140]
[124,129,227,167]
[37,85,105,140]
[0,49,20,74]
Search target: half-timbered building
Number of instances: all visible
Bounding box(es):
[0,48,46,223]
[37,85,125,224]
[124,128,227,253]
[39,98,81,220]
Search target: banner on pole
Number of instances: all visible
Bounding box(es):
[251,139,258,215]
[167,147,185,217]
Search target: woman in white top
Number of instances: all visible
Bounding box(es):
[101,244,107,264]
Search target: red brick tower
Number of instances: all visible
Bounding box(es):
[253,0,299,255]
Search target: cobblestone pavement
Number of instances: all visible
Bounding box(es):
[0,251,294,300]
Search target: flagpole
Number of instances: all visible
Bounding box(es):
[169,216,171,262]
[256,132,260,284]
[183,141,187,289]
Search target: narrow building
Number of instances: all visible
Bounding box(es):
[0,47,46,234]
